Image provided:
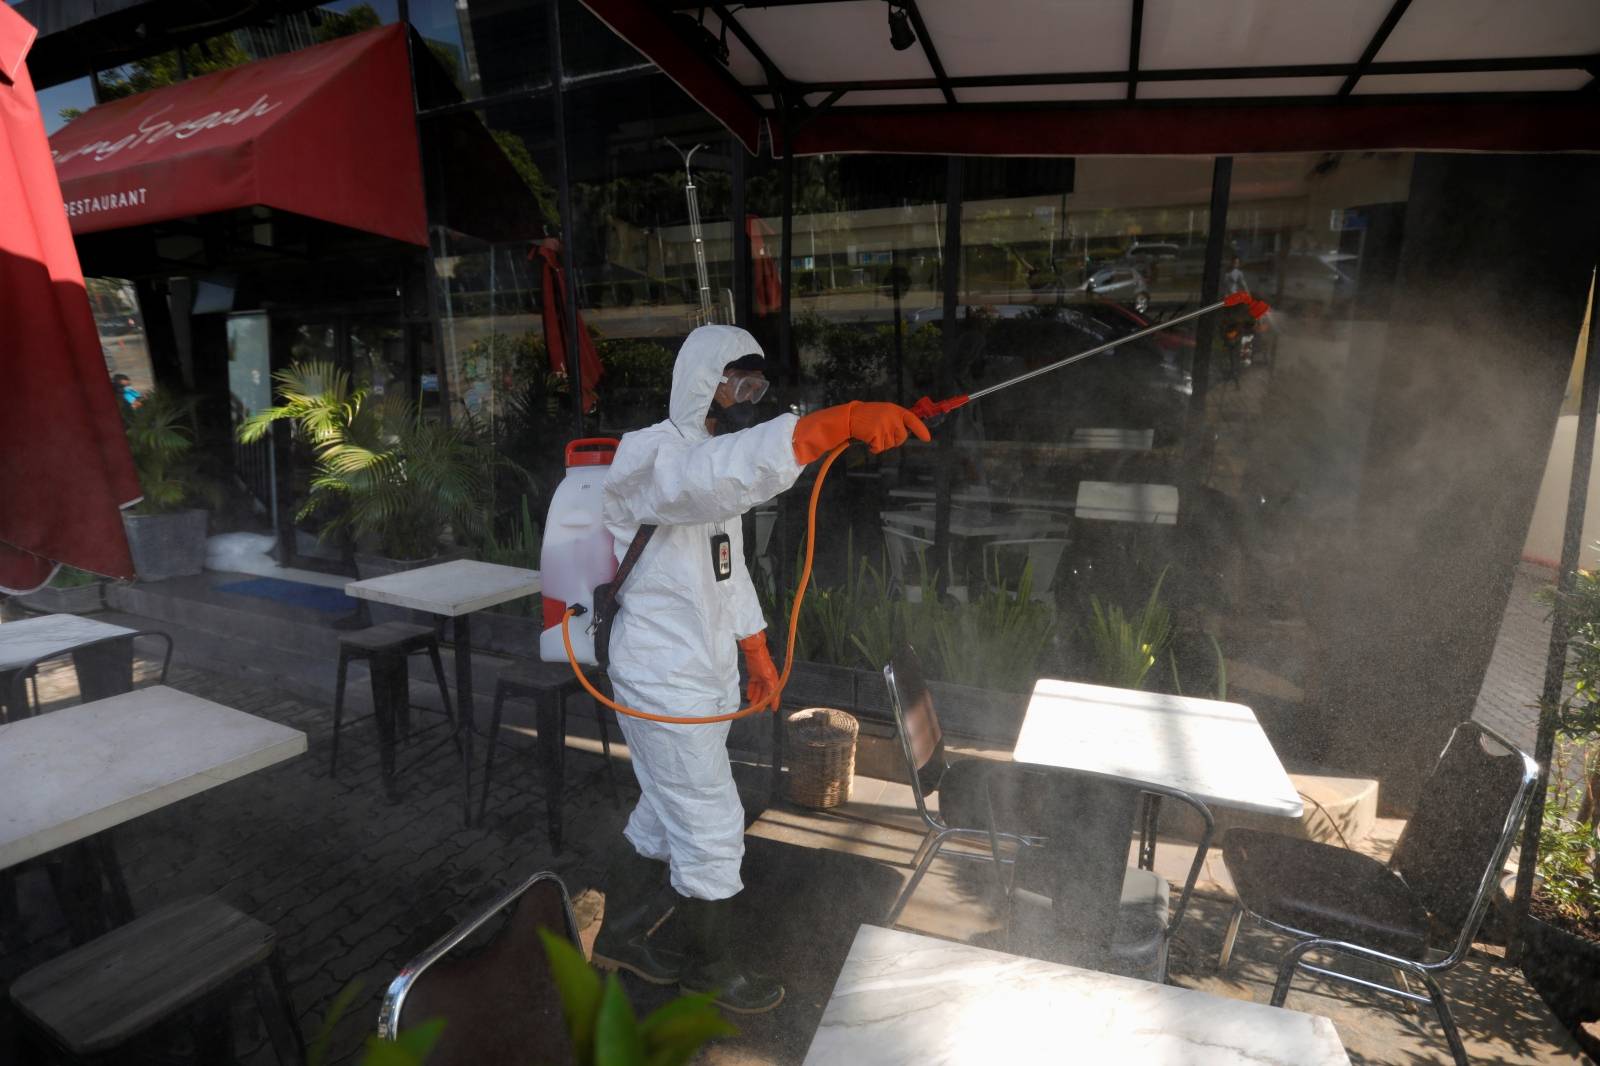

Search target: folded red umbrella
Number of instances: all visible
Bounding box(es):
[534,238,603,413]
[0,4,139,592]
[747,214,782,317]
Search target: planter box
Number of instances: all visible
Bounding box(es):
[15,581,107,615]
[124,509,208,582]
[780,659,1027,743]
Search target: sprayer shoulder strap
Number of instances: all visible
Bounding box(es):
[614,524,658,591]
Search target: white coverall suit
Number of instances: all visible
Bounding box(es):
[601,325,803,900]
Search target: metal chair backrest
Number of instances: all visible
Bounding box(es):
[981,538,1069,601]
[1387,721,1538,964]
[6,630,173,718]
[379,871,579,1065]
[883,644,948,827]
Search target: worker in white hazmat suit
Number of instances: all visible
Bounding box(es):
[591,324,928,1013]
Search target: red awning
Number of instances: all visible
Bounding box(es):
[49,23,426,245]
[1,3,139,592]
[578,0,1600,156]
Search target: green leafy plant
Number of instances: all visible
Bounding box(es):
[1533,563,1600,935]
[123,389,217,515]
[540,929,735,1066]
[48,566,101,589]
[237,362,494,560]
[931,560,1058,692]
[1085,567,1173,690]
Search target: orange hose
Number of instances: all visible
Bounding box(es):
[559,441,848,724]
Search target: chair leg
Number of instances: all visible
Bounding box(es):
[1412,968,1469,1066]
[907,827,939,872]
[1218,901,1245,970]
[589,695,622,809]
[330,652,350,776]
[887,828,955,926]
[425,642,458,756]
[477,684,508,827]
[1270,939,1322,1007]
[255,952,308,1066]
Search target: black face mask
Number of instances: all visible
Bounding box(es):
[709,399,766,435]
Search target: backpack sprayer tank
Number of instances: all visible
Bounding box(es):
[538,438,619,665]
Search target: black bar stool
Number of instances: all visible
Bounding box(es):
[479,662,621,851]
[330,622,456,796]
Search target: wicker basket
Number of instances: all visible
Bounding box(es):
[785,708,860,809]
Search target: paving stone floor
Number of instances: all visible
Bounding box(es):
[1,579,1592,1065]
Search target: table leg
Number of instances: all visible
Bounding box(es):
[456,614,475,827]
[371,655,405,800]
[1018,777,1140,972]
[536,697,567,853]
[769,706,785,809]
[1137,794,1163,870]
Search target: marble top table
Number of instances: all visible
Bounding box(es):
[0,614,135,672]
[1075,480,1179,524]
[802,925,1349,1066]
[0,685,306,871]
[1069,427,1156,451]
[345,560,541,827]
[882,509,1070,541]
[887,487,1074,511]
[1016,679,1302,819]
[343,559,540,617]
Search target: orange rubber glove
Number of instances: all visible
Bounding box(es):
[739,631,781,712]
[792,401,931,464]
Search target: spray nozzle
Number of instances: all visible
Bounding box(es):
[1223,291,1272,319]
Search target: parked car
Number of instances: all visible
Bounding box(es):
[1078,299,1195,365]
[1079,265,1150,313]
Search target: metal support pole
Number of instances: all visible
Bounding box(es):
[933,156,963,594]
[549,0,584,436]
[731,141,750,328]
[779,114,796,385]
[1510,269,1600,959]
[1190,157,1233,415]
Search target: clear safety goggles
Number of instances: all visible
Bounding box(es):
[719,374,770,404]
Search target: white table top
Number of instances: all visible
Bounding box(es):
[0,685,306,870]
[344,559,540,617]
[1075,480,1179,524]
[888,487,1074,511]
[803,925,1349,1066]
[1014,679,1302,819]
[882,509,1069,540]
[1069,427,1156,451]
[0,614,137,672]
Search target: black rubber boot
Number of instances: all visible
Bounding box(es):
[592,850,684,985]
[677,894,785,1014]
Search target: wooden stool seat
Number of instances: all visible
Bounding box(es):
[338,621,438,654]
[9,896,300,1059]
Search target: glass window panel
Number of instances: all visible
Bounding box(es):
[409,0,549,101]
[35,75,95,135]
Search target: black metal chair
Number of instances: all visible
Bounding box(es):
[329,621,457,794]
[9,895,305,1064]
[881,644,1045,924]
[1217,720,1537,1066]
[3,629,173,719]
[479,661,620,852]
[378,871,580,1066]
[986,768,1214,983]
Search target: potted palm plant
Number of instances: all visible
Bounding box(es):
[237,362,493,582]
[122,390,216,581]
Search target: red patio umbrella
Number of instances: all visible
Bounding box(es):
[534,237,602,413]
[0,4,139,593]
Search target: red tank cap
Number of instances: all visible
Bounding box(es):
[566,437,620,467]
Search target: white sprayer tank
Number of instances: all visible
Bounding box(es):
[539,438,620,664]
